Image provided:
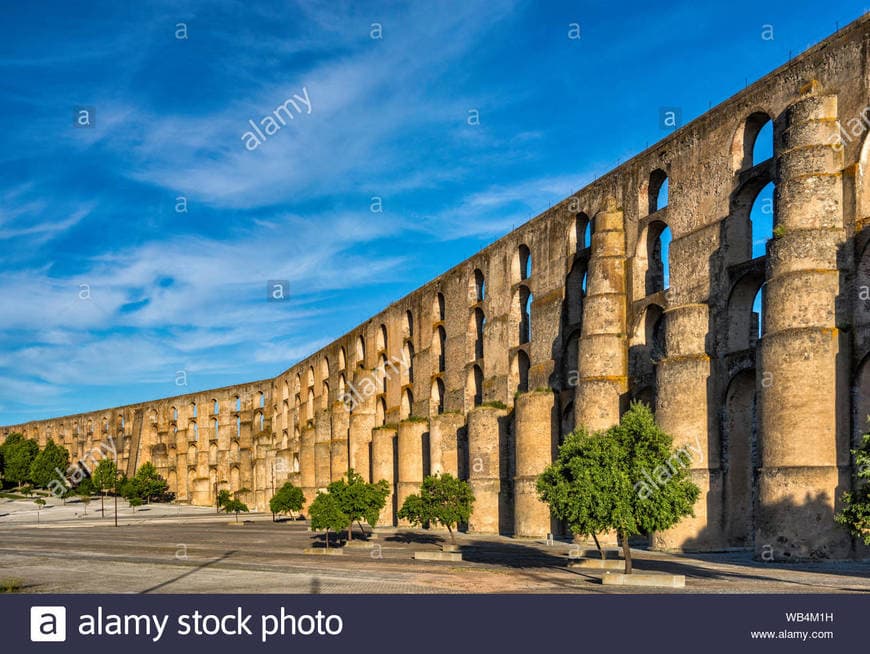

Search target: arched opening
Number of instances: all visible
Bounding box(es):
[565,260,586,326]
[560,400,574,438]
[402,341,414,384]
[727,170,775,266]
[629,304,666,407]
[431,379,445,415]
[434,292,445,322]
[516,244,532,281]
[470,268,485,303]
[211,418,218,440]
[377,354,388,395]
[338,373,346,397]
[750,181,774,259]
[561,329,580,390]
[192,422,199,442]
[191,402,197,419]
[338,347,347,371]
[648,169,668,214]
[722,369,758,547]
[171,406,178,422]
[306,389,314,421]
[571,212,591,252]
[321,380,329,409]
[468,364,484,407]
[376,397,386,427]
[637,221,672,296]
[400,389,413,420]
[519,286,532,344]
[471,308,485,359]
[377,324,387,353]
[236,416,241,438]
[732,111,774,171]
[213,399,219,415]
[234,396,240,412]
[403,310,414,340]
[725,272,765,353]
[356,335,366,367]
[259,392,266,409]
[514,350,530,393]
[433,325,446,373]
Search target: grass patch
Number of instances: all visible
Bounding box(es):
[0,578,23,593]
[481,401,508,410]
[0,492,28,500]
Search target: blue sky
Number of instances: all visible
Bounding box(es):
[0,0,861,424]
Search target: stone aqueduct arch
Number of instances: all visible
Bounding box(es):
[5,18,870,558]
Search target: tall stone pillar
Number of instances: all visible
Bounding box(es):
[314,409,331,492]
[653,303,720,550]
[330,404,350,482]
[467,405,510,534]
[756,81,851,559]
[429,412,465,477]
[348,369,376,481]
[300,424,316,510]
[371,425,397,526]
[514,390,556,537]
[574,198,628,432]
[396,419,427,526]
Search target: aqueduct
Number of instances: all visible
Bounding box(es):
[5,17,870,559]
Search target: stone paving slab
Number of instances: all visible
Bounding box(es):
[0,506,868,594]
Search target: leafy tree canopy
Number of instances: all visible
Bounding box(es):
[122,462,170,503]
[326,469,389,538]
[836,431,870,545]
[398,473,474,545]
[29,439,70,489]
[269,482,305,516]
[308,491,350,535]
[91,458,119,493]
[536,402,700,573]
[2,434,39,485]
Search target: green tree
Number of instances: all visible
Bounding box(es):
[836,431,870,545]
[398,473,474,547]
[537,402,700,574]
[223,498,249,523]
[2,434,39,486]
[327,469,390,540]
[29,439,70,491]
[123,462,170,503]
[217,489,232,512]
[91,458,118,518]
[308,492,349,548]
[269,482,305,521]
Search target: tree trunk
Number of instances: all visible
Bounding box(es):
[592,533,604,560]
[447,524,455,546]
[325,529,329,549]
[357,520,367,539]
[619,530,632,574]
[101,492,105,518]
[347,524,353,542]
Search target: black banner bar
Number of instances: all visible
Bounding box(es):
[3,594,866,653]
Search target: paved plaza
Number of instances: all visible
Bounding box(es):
[1,498,868,594]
